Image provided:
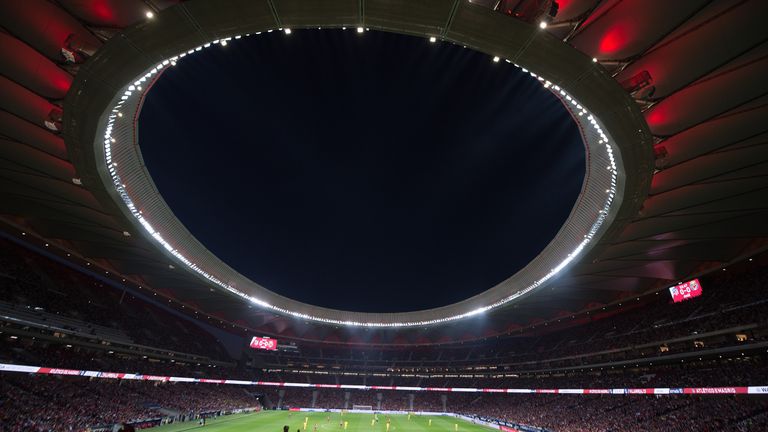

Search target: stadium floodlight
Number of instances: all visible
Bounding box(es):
[429,37,437,43]
[357,27,364,33]
[492,56,500,62]
[467,307,488,316]
[539,21,547,29]
[145,11,154,19]
[284,28,292,35]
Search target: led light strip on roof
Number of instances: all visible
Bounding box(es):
[1,363,765,395]
[99,30,619,328]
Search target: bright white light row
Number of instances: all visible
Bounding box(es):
[101,30,618,328]
[6,362,765,395]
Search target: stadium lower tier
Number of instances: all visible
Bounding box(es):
[0,374,260,432]
[0,374,766,432]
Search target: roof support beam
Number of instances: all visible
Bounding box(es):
[441,0,461,37]
[266,0,282,28]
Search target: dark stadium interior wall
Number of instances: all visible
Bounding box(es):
[0,230,248,359]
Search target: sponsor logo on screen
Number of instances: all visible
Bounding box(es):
[249,336,278,351]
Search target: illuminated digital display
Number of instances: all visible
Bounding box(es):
[669,279,702,303]
[249,336,278,351]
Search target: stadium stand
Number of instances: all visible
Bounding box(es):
[1,241,767,432]
[464,394,768,432]
[1,0,767,431]
[0,239,232,363]
[0,374,260,432]
[257,263,768,375]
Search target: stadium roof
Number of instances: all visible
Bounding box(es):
[1,0,767,345]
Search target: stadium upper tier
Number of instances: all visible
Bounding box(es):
[1,237,767,380]
[2,239,767,430]
[1,0,766,342]
[0,238,232,363]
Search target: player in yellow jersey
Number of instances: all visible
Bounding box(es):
[428,419,432,426]
[344,421,348,430]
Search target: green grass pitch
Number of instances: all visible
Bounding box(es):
[151,411,495,432]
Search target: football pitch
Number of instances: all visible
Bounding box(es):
[151,411,495,432]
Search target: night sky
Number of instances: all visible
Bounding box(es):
[139,29,584,313]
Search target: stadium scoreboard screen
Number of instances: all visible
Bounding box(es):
[669,279,702,303]
[249,336,278,351]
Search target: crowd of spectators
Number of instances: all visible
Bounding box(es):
[314,389,347,409]
[0,239,231,361]
[1,356,765,432]
[0,338,230,379]
[3,237,767,377]
[269,384,768,431]
[2,222,768,431]
[259,263,768,372]
[0,374,259,432]
[10,338,760,401]
[465,394,768,432]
